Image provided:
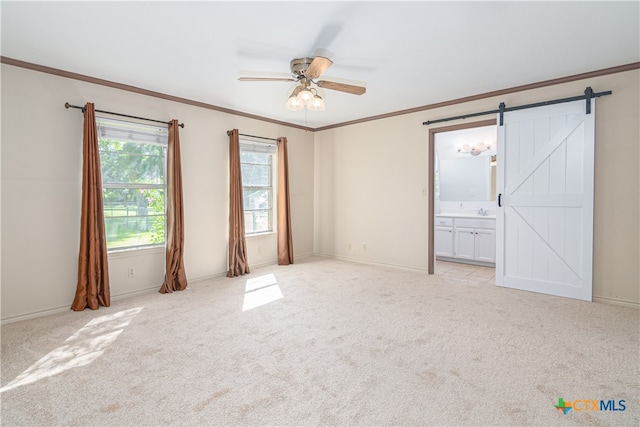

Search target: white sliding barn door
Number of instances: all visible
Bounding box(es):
[496,100,595,301]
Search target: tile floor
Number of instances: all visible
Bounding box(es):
[434,260,496,286]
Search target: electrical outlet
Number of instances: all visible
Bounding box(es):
[128,267,136,278]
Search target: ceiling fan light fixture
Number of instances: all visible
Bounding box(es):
[308,94,325,111]
[285,94,304,111]
[238,52,366,114]
[296,87,314,104]
[285,86,305,111]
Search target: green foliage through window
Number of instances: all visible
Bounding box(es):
[240,141,275,235]
[98,117,168,250]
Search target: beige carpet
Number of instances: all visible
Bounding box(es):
[1,257,638,426]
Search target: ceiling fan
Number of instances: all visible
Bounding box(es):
[238,54,367,111]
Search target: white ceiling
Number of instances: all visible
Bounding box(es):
[2,1,638,129]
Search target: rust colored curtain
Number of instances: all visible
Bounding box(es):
[71,102,110,311]
[159,120,188,293]
[227,129,250,277]
[277,137,294,265]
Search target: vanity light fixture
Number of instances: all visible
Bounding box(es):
[457,141,494,156]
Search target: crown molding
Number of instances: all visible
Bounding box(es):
[0,56,310,131]
[2,56,638,133]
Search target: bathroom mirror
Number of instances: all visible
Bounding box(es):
[435,125,497,202]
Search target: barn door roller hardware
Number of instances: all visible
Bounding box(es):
[423,87,611,127]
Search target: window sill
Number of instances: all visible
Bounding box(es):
[245,232,276,239]
[108,245,164,259]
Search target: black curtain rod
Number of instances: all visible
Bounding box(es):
[423,87,612,126]
[227,130,279,142]
[65,102,184,128]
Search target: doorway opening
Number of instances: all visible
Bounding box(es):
[427,119,497,275]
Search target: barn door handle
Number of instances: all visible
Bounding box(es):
[498,193,502,207]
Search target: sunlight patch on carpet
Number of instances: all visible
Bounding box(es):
[243,273,283,311]
[0,307,143,393]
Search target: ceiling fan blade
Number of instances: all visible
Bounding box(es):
[238,77,296,82]
[310,25,341,53]
[317,80,366,95]
[305,56,333,79]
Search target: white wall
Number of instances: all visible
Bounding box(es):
[1,64,314,321]
[313,115,430,270]
[314,69,640,306]
[2,64,638,321]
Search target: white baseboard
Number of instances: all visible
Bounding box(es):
[7,253,632,324]
[187,271,229,284]
[0,285,161,325]
[314,252,428,274]
[316,253,640,309]
[593,296,639,309]
[1,305,72,325]
[168,252,316,286]
[245,252,315,270]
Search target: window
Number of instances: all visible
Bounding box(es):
[97,117,168,250]
[240,141,276,235]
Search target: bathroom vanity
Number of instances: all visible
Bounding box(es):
[435,214,496,267]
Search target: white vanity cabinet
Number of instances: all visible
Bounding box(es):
[474,229,496,263]
[435,215,496,266]
[434,217,454,257]
[454,227,476,260]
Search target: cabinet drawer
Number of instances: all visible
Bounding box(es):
[455,218,495,230]
[435,217,453,227]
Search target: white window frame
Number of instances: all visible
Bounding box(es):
[240,140,277,236]
[97,115,168,252]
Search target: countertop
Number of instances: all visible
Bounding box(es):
[436,212,496,219]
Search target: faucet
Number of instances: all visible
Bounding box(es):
[478,208,486,216]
